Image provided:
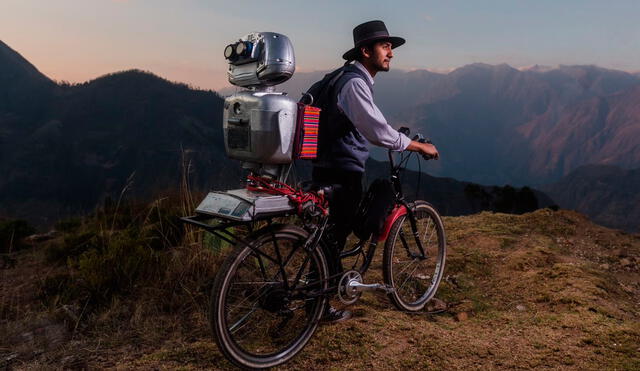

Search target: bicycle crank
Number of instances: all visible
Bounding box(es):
[337,270,395,305]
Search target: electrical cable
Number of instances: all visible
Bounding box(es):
[246,174,328,216]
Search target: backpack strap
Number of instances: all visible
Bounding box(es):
[332,64,372,105]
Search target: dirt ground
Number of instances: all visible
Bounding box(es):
[2,209,639,370]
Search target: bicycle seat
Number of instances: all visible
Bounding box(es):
[299,181,340,202]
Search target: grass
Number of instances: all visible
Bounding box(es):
[1,207,639,369]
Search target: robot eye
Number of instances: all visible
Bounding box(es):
[224,44,235,59]
[235,42,247,56]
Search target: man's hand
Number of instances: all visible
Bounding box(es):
[406,140,439,160]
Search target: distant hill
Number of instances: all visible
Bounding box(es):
[0,40,237,226]
[278,63,640,186]
[0,39,54,96]
[0,68,242,227]
[0,40,56,145]
[543,164,640,233]
[0,41,552,228]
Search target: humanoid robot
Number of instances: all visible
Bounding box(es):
[193,32,304,221]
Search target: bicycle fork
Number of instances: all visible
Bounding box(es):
[402,201,428,259]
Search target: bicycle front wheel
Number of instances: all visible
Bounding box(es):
[210,224,328,369]
[383,201,446,311]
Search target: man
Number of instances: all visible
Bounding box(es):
[313,20,439,322]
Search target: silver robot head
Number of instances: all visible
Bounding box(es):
[224,32,295,89]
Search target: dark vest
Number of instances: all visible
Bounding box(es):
[314,64,373,173]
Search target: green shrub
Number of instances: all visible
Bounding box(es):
[73,231,166,302]
[203,229,232,252]
[40,198,189,305]
[45,230,102,263]
[37,195,228,315]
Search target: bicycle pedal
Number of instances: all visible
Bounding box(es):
[380,285,395,294]
[347,281,395,294]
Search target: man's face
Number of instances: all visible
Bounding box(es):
[363,41,393,72]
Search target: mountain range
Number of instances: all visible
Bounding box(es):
[277,63,640,186]
[1,40,638,232]
[0,40,551,228]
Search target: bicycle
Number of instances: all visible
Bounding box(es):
[182,128,446,369]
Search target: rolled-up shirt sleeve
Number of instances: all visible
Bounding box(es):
[337,78,411,151]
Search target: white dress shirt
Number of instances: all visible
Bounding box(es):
[337,61,411,151]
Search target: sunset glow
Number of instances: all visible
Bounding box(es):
[1,0,639,91]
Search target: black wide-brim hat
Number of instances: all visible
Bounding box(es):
[342,20,406,61]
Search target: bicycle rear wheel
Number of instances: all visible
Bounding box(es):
[210,224,328,369]
[383,201,446,311]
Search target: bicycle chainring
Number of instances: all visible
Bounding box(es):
[337,270,362,305]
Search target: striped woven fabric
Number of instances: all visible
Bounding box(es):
[298,105,320,159]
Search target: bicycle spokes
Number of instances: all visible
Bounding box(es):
[384,202,446,311]
[222,236,323,356]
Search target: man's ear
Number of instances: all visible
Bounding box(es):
[360,45,371,60]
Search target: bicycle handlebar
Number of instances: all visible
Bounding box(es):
[387,127,437,174]
[397,127,436,161]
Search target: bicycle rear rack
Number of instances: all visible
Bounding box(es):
[181,214,252,247]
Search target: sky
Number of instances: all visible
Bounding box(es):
[1,0,639,91]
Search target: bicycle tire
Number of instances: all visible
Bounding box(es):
[210,224,328,369]
[383,201,446,311]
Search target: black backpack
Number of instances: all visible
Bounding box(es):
[300,66,345,107]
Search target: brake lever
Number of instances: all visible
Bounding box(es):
[398,126,410,136]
